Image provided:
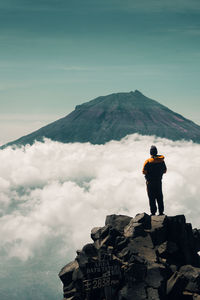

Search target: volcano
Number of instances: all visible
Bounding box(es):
[3,90,200,147]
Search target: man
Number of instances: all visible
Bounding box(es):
[142,145,167,216]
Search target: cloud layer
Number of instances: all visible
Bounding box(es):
[0,134,200,299]
[0,134,200,262]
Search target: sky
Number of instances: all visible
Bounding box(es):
[0,0,200,144]
[1,2,200,299]
[0,134,200,299]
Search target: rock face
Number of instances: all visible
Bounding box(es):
[3,90,200,148]
[59,213,200,300]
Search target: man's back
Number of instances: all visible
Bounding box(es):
[143,155,167,181]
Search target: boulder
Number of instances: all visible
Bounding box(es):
[148,215,168,246]
[92,225,122,250]
[157,241,178,258]
[119,283,147,300]
[59,213,200,300]
[145,263,165,289]
[192,229,200,252]
[123,260,147,284]
[59,260,79,285]
[132,213,151,229]
[124,221,146,238]
[166,271,188,298]
[128,235,157,263]
[179,265,200,294]
[115,236,128,252]
[105,215,132,233]
[167,216,199,266]
[91,227,102,241]
[147,287,160,300]
[82,243,98,257]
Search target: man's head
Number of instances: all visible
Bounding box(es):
[150,145,157,156]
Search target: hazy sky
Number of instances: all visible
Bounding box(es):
[0,0,200,144]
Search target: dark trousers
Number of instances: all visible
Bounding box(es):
[146,180,164,215]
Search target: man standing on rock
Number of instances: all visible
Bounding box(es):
[142,145,167,216]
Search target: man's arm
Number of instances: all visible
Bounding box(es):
[162,161,167,174]
[142,160,149,175]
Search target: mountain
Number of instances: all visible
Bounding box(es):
[59,213,200,300]
[3,90,200,147]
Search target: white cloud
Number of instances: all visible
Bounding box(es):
[0,134,200,262]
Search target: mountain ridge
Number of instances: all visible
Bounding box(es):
[2,90,200,148]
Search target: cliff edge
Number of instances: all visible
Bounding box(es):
[59,213,200,300]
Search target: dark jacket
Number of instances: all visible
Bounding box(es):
[142,155,167,182]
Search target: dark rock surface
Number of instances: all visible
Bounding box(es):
[3,90,200,148]
[59,213,200,300]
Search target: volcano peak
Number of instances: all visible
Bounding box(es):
[2,91,200,148]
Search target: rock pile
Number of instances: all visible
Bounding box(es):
[59,213,200,300]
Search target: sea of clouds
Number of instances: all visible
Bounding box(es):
[0,133,200,299]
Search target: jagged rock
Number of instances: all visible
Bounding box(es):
[59,260,79,286]
[119,283,147,300]
[128,235,157,263]
[59,213,200,300]
[147,287,160,300]
[105,215,132,233]
[91,227,102,241]
[157,241,178,258]
[123,259,147,284]
[179,265,200,293]
[168,216,200,266]
[93,225,122,249]
[75,250,89,268]
[124,221,146,238]
[115,236,128,252]
[82,244,98,257]
[169,264,177,273]
[193,229,200,252]
[181,292,200,300]
[182,290,194,299]
[63,287,77,298]
[145,263,166,289]
[157,241,179,266]
[166,271,189,298]
[148,215,168,246]
[132,213,151,230]
[72,268,84,282]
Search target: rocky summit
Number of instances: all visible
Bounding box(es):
[3,90,200,148]
[59,213,200,300]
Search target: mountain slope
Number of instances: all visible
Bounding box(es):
[3,90,200,147]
